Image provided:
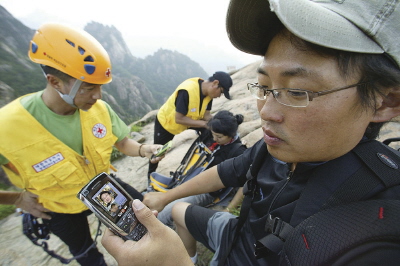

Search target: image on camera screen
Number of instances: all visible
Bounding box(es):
[92,181,127,218]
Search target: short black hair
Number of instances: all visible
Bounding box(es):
[99,190,111,198]
[41,65,74,83]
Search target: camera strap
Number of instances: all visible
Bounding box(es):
[217,141,268,266]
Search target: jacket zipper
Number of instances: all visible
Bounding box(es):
[266,169,294,215]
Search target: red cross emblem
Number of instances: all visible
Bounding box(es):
[92,123,107,138]
[105,68,111,77]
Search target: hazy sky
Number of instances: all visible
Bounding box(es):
[1,0,261,75]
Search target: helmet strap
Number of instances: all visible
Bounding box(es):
[55,79,82,108]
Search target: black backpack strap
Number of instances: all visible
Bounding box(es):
[281,200,400,266]
[383,137,400,147]
[227,142,246,159]
[322,140,400,209]
[254,215,294,258]
[254,140,400,259]
[288,140,400,226]
[217,142,268,266]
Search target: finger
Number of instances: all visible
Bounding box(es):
[33,204,52,219]
[148,145,162,157]
[142,192,161,209]
[101,228,127,257]
[150,156,163,164]
[132,199,163,233]
[40,212,52,220]
[153,145,163,153]
[30,209,52,220]
[35,204,51,213]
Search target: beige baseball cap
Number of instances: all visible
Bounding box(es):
[226,0,400,68]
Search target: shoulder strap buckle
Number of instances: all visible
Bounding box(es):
[266,215,294,237]
[253,215,295,259]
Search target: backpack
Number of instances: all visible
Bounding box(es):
[280,199,400,265]
[149,134,246,206]
[219,138,400,265]
[149,136,215,192]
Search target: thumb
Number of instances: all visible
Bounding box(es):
[132,199,160,230]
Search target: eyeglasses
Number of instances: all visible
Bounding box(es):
[247,81,370,108]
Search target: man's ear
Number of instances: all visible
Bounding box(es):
[372,87,400,122]
[46,74,62,89]
[212,80,219,88]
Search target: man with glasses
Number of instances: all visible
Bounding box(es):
[148,71,232,181]
[102,0,400,265]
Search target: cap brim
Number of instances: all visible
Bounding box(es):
[226,0,383,56]
[223,89,231,100]
[226,0,276,56]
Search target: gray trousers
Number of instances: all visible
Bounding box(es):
[157,193,215,228]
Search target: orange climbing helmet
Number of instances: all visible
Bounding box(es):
[28,23,112,84]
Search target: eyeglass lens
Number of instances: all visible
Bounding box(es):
[248,85,309,107]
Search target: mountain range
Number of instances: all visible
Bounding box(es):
[0,5,209,124]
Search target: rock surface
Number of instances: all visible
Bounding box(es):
[0,60,399,265]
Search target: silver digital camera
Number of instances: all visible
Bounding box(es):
[77,172,147,241]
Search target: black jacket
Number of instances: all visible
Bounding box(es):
[217,139,400,265]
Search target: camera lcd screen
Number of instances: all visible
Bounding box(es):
[89,179,131,224]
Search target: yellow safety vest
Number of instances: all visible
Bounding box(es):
[157,78,212,135]
[0,98,117,213]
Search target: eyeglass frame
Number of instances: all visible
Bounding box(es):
[247,81,371,107]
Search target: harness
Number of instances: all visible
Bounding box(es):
[218,139,400,265]
[22,213,102,264]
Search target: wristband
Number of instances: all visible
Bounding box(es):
[139,144,145,157]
